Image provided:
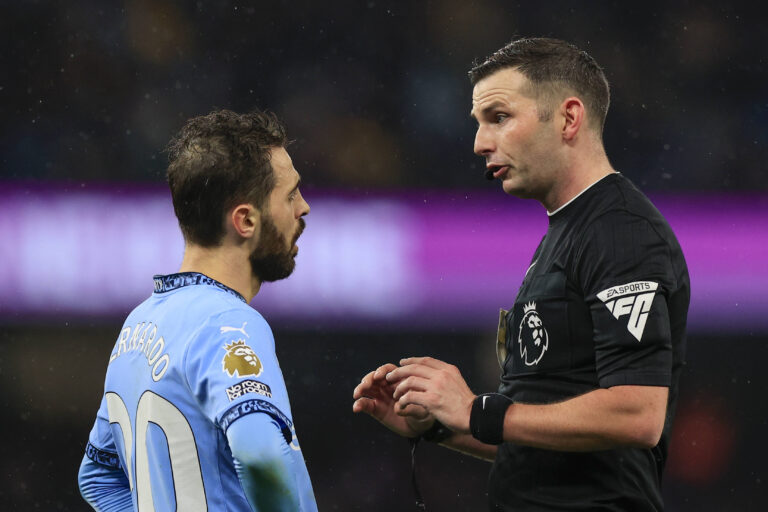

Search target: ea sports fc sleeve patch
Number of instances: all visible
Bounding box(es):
[596,281,658,342]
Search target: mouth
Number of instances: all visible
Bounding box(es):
[291,219,306,246]
[485,164,511,181]
[288,218,306,257]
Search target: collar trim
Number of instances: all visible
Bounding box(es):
[152,272,247,303]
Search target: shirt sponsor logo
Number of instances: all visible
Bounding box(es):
[226,380,272,401]
[518,301,549,366]
[222,339,263,378]
[596,281,659,341]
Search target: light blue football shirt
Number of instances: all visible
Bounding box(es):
[84,272,317,511]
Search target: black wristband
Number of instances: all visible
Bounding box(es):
[469,393,513,445]
[420,419,453,443]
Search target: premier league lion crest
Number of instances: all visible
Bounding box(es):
[518,301,549,366]
[222,339,263,378]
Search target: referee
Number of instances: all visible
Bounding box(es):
[353,37,689,511]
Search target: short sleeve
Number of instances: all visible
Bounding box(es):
[183,308,293,438]
[576,211,675,388]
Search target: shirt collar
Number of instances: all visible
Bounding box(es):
[152,272,247,303]
[547,172,618,217]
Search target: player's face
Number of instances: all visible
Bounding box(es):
[471,68,563,200]
[249,147,309,282]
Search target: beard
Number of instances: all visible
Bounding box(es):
[249,215,305,282]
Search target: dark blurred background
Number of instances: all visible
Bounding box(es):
[3,0,766,190]
[1,1,766,510]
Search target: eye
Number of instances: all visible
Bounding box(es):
[494,112,509,124]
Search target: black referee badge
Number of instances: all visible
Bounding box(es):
[496,308,509,368]
[518,301,549,366]
[596,281,659,341]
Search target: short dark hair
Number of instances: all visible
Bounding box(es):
[469,37,610,133]
[166,109,287,246]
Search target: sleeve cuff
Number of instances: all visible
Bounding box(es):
[85,441,122,469]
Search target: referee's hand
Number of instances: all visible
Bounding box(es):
[388,357,475,435]
[353,363,433,438]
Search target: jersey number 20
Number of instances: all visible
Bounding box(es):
[106,391,207,511]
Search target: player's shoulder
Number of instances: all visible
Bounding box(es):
[161,279,272,333]
[207,306,273,340]
[182,304,276,381]
[185,302,274,356]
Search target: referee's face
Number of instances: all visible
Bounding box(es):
[471,68,562,200]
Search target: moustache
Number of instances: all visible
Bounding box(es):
[292,218,306,244]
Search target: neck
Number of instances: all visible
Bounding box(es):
[179,243,261,302]
[542,143,615,213]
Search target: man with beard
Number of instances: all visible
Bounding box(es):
[78,110,317,511]
[354,38,689,511]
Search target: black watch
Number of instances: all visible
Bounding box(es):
[420,419,453,443]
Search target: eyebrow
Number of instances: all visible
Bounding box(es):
[470,100,507,120]
[289,175,302,194]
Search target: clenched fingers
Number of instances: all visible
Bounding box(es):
[386,362,436,384]
[392,375,430,401]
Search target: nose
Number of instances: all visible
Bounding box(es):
[297,191,310,218]
[473,124,495,157]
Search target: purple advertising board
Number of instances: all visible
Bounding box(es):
[1,183,766,333]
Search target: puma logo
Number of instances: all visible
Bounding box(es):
[220,322,249,338]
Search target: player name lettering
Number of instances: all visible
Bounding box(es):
[109,321,170,382]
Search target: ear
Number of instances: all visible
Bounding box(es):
[229,203,260,240]
[560,97,585,141]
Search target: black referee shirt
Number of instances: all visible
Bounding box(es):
[489,173,689,511]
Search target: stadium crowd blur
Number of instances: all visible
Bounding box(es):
[3,1,765,191]
[1,1,766,511]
